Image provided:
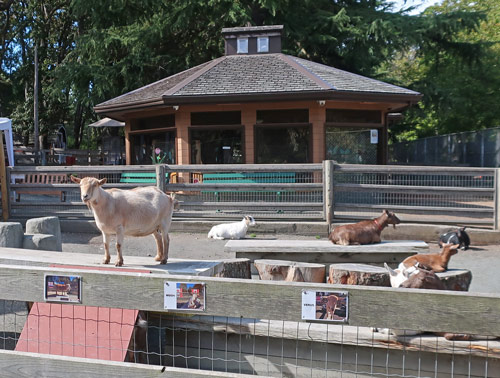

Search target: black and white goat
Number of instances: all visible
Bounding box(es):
[438,227,470,250]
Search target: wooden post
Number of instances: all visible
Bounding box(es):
[322,160,334,226]
[0,130,9,221]
[34,43,39,164]
[156,164,167,193]
[495,169,500,230]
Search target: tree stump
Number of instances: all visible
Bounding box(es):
[254,259,326,282]
[215,258,251,279]
[437,269,472,291]
[328,263,472,291]
[328,264,390,286]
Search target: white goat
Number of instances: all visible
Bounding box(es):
[207,216,256,240]
[372,263,422,337]
[384,262,419,288]
[71,176,178,266]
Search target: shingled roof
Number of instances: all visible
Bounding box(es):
[95,53,421,114]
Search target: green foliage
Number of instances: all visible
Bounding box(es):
[1,0,498,149]
[380,0,500,142]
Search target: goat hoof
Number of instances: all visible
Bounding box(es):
[115,260,123,267]
[154,255,162,262]
[160,259,167,265]
[103,258,110,264]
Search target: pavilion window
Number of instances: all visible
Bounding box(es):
[237,38,248,54]
[325,108,382,164]
[131,131,175,165]
[255,109,310,163]
[190,111,243,164]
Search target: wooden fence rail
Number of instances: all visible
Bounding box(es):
[0,256,499,376]
[0,263,498,336]
[5,163,499,227]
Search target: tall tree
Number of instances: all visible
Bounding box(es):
[380,0,499,142]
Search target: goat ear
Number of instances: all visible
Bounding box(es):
[98,178,107,186]
[384,263,396,276]
[70,175,81,184]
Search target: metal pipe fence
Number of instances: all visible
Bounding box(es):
[4,163,499,228]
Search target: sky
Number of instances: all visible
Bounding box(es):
[392,0,443,14]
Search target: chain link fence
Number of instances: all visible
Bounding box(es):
[390,127,500,167]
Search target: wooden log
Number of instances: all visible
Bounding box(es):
[328,263,390,286]
[214,258,251,279]
[437,269,472,291]
[254,259,325,282]
[328,263,472,291]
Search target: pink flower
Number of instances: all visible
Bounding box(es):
[155,148,161,154]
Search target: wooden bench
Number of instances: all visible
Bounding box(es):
[224,240,429,265]
[15,173,67,202]
[119,172,177,184]
[202,172,295,203]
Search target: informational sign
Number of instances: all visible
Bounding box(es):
[44,274,81,303]
[302,290,348,322]
[370,129,379,144]
[164,282,206,311]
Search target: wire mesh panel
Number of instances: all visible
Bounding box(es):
[332,166,496,227]
[390,126,500,167]
[8,165,325,220]
[2,303,498,377]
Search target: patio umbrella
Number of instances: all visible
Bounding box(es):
[88,117,125,127]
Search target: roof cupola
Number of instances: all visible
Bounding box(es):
[221,25,283,56]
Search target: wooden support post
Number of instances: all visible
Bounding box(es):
[323,160,334,226]
[0,130,9,221]
[495,169,500,230]
[156,164,167,193]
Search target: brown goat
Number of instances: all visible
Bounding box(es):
[329,210,400,245]
[400,243,460,272]
[399,267,472,341]
[325,295,340,320]
[399,267,445,290]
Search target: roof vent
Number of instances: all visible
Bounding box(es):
[222,25,283,56]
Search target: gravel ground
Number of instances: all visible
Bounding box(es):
[61,231,500,294]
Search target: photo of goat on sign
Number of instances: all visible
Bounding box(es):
[315,292,348,321]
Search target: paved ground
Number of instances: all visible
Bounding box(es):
[61,231,500,294]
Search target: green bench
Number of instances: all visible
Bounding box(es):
[202,172,296,203]
[119,172,175,184]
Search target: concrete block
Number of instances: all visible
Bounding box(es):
[25,216,62,251]
[0,222,24,248]
[23,234,59,251]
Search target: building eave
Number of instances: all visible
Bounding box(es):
[162,90,423,107]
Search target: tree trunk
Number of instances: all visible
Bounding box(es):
[73,102,83,148]
[328,264,390,286]
[254,259,326,283]
[328,263,472,291]
[215,258,251,279]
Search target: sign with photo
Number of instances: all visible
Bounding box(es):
[302,290,348,322]
[164,282,206,311]
[44,274,82,303]
[370,129,379,144]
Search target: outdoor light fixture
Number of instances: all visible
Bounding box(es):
[173,106,179,111]
[318,100,326,106]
